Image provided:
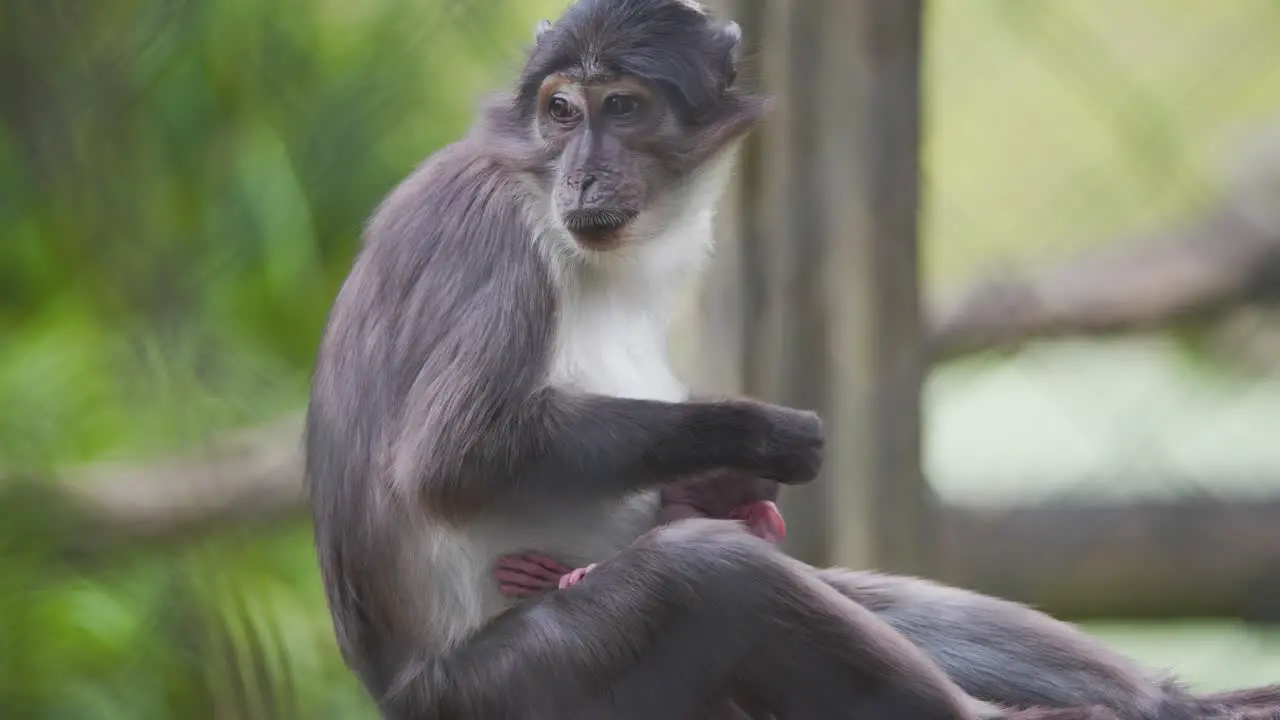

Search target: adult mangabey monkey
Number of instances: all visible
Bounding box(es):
[501,478,1280,720]
[304,0,1065,718]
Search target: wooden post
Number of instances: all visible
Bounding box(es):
[688,0,767,397]
[699,0,930,574]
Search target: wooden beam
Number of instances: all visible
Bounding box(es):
[928,204,1280,364]
[9,418,1280,619]
[724,0,929,574]
[0,415,306,559]
[935,496,1280,621]
[697,106,1280,377]
[685,0,764,396]
[6,417,1280,619]
[928,124,1280,363]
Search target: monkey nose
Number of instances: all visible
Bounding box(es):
[580,173,596,191]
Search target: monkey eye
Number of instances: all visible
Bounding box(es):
[547,93,580,123]
[603,93,643,118]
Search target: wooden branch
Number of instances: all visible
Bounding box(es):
[1,414,306,555]
[935,495,1280,620]
[928,135,1280,363]
[8,411,1280,619]
[928,208,1280,363]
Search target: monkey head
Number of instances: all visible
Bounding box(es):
[510,0,769,251]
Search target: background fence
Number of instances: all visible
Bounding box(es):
[696,0,1280,692]
[923,3,1280,684]
[4,1,1280,718]
[924,0,1280,510]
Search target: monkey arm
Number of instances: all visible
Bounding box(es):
[379,520,1003,720]
[523,390,825,495]
[430,391,825,518]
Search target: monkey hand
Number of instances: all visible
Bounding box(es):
[494,554,574,598]
[739,401,825,485]
[728,501,787,544]
[558,564,597,590]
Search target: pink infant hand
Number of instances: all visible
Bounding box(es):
[494,554,574,598]
[558,564,598,590]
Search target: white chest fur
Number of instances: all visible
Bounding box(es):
[549,280,682,401]
[547,204,715,400]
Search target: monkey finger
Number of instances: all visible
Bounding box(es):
[494,567,559,589]
[520,553,575,576]
[495,554,571,575]
[494,557,568,583]
[494,567,565,595]
[496,582,539,598]
[491,568,558,591]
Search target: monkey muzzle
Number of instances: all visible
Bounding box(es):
[562,208,638,248]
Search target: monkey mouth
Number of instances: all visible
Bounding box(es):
[562,209,638,247]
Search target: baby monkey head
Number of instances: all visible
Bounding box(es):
[513,0,768,250]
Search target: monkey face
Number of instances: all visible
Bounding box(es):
[533,74,671,249]
[515,0,770,251]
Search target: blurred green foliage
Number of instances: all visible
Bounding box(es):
[0,0,556,465]
[0,0,555,717]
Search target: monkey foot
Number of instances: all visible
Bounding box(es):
[494,554,574,598]
[558,564,597,590]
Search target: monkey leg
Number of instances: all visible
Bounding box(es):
[813,569,1280,720]
[381,519,986,720]
[1198,684,1280,710]
[1196,684,1280,720]
[1232,709,1280,720]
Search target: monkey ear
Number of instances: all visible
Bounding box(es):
[717,20,744,89]
[721,20,744,51]
[534,19,553,42]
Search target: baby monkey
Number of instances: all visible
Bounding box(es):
[495,472,784,596]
